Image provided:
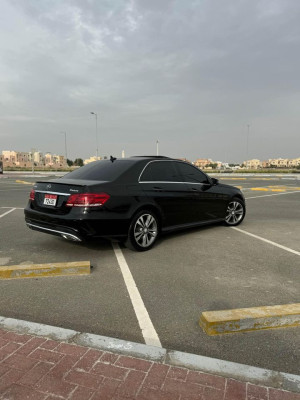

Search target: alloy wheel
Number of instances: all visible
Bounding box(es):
[133,213,158,248]
[225,201,244,225]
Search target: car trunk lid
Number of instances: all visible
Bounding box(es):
[31,179,107,214]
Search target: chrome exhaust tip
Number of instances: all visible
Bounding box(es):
[61,233,82,242]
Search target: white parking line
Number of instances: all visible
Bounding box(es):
[0,208,16,218]
[245,191,300,199]
[112,243,162,348]
[0,207,24,210]
[232,227,300,256]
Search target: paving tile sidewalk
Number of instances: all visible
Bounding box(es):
[0,328,299,400]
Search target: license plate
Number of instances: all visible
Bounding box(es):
[43,194,57,206]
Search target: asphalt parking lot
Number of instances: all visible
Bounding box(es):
[0,172,299,375]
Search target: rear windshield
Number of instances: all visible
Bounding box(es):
[62,160,134,181]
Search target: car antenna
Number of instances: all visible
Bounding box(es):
[110,155,117,163]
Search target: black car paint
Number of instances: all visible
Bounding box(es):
[24,157,245,242]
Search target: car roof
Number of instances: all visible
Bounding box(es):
[130,156,172,159]
[114,156,175,163]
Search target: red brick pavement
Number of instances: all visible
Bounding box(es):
[0,328,299,399]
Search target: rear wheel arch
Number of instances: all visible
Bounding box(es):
[125,207,162,251]
[131,204,163,229]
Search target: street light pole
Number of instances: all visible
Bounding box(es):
[90,112,99,160]
[156,140,159,156]
[61,131,67,161]
[246,124,250,160]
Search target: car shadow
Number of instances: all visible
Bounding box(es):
[157,221,224,247]
[54,222,226,253]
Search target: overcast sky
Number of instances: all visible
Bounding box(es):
[1,0,300,162]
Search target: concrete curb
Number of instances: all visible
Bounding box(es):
[0,316,299,393]
[199,303,300,335]
[0,261,90,279]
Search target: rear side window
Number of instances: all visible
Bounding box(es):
[176,162,209,184]
[63,160,134,181]
[140,161,180,182]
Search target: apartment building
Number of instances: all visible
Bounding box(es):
[288,158,300,167]
[194,158,212,168]
[2,150,31,167]
[245,157,300,169]
[33,151,44,166]
[243,159,261,169]
[84,156,99,165]
[2,151,17,165]
[268,158,289,168]
[1,150,66,168]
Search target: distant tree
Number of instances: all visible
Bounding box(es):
[74,158,84,167]
[207,163,218,169]
[67,159,73,167]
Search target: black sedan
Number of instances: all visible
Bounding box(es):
[24,156,246,251]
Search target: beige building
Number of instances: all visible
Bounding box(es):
[287,158,300,167]
[2,151,17,165]
[17,152,30,167]
[246,158,300,169]
[1,150,66,168]
[84,156,101,165]
[268,158,289,168]
[243,159,261,169]
[194,158,212,168]
[33,151,44,166]
[45,153,67,168]
[44,153,53,167]
[2,151,30,167]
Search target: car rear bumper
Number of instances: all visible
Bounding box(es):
[26,220,84,242]
[24,206,130,240]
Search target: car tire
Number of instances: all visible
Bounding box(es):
[125,210,159,251]
[224,197,246,226]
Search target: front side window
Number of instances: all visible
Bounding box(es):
[176,162,209,184]
[140,161,180,182]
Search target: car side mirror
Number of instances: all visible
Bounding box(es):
[211,178,219,185]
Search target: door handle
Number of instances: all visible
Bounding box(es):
[153,186,163,192]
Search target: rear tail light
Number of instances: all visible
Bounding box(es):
[29,189,35,201]
[66,193,110,207]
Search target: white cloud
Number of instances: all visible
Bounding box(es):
[0,0,300,161]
